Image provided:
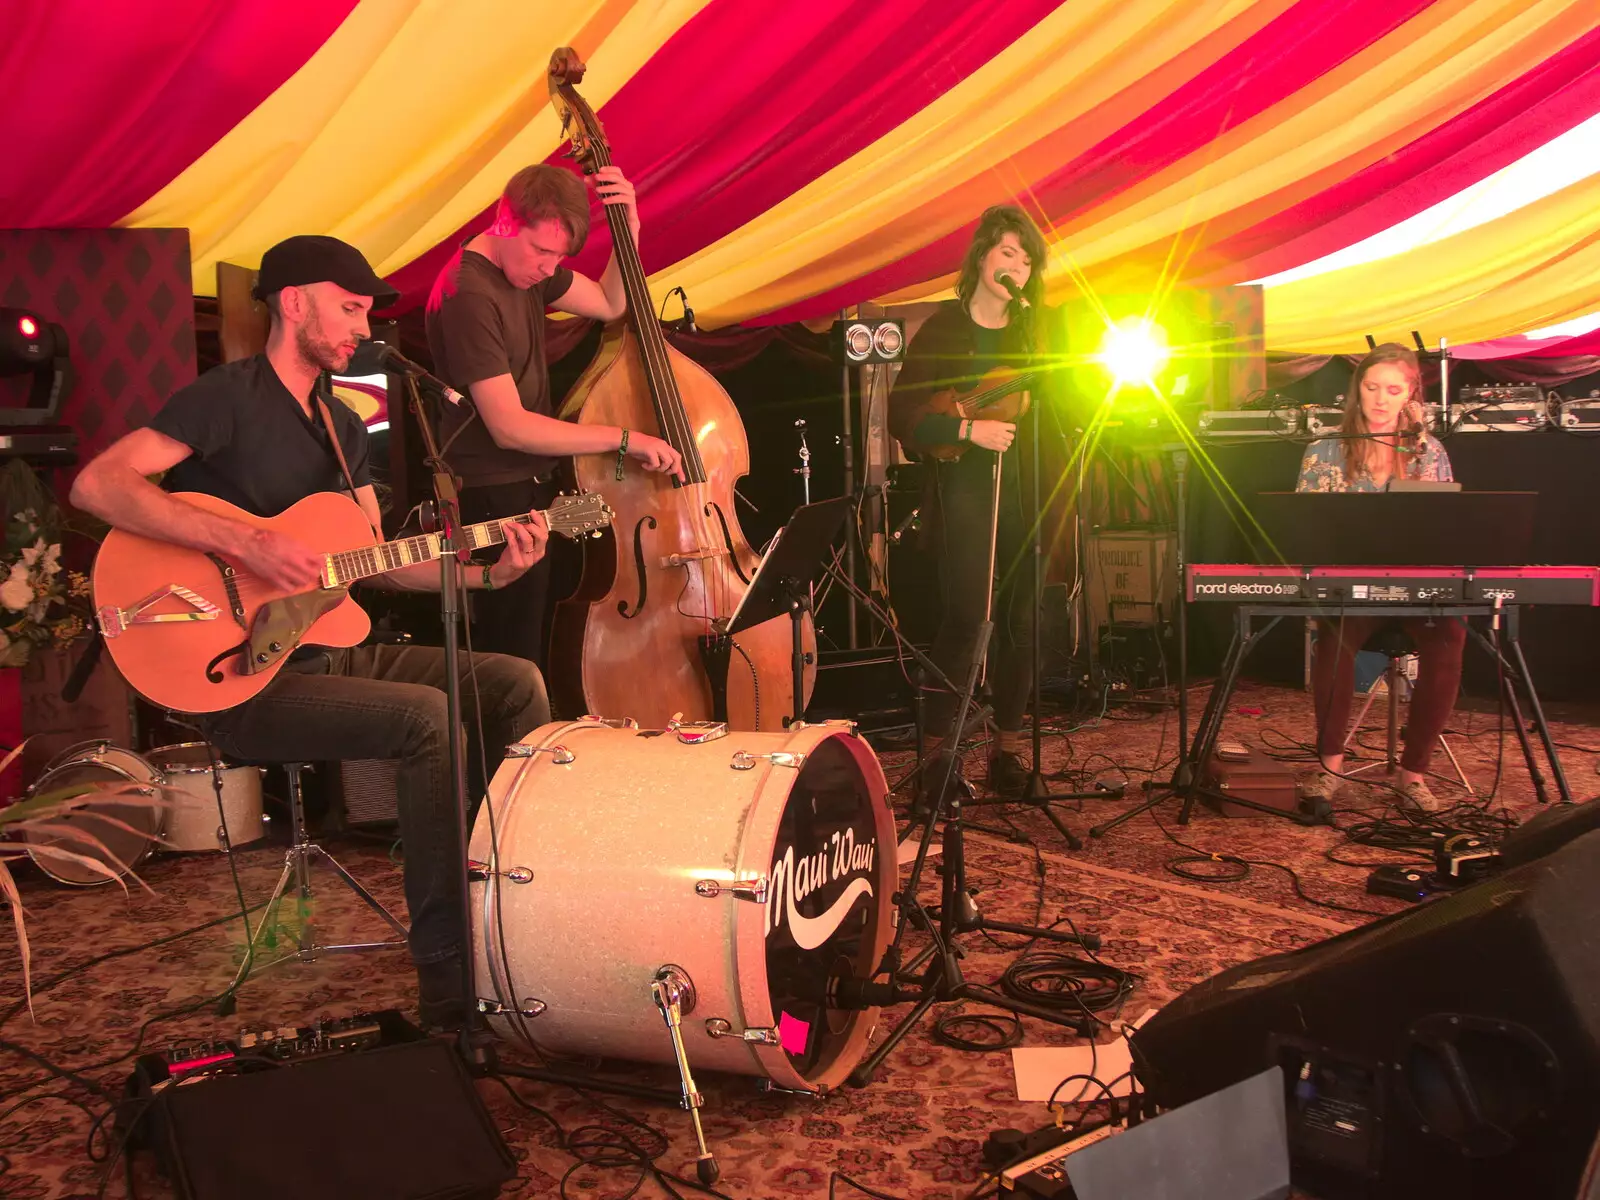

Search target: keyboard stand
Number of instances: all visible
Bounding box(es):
[1178,603,1572,823]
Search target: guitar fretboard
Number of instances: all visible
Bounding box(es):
[324,515,533,588]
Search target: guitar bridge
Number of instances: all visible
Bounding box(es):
[97,585,220,638]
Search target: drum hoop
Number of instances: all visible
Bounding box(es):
[732,723,894,1086]
[26,744,166,885]
[34,746,163,793]
[477,718,598,1047]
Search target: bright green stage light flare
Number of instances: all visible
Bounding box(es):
[1096,317,1171,387]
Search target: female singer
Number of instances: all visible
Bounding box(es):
[889,205,1048,797]
[1297,343,1464,811]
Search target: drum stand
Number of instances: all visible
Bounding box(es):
[845,622,1103,1088]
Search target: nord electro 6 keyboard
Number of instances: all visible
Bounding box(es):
[1187,565,1600,607]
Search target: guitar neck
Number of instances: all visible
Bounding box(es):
[324,513,535,588]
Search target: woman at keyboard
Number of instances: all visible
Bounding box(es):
[1295,343,1464,812]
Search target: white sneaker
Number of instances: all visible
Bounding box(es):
[1399,778,1441,813]
[1299,770,1342,804]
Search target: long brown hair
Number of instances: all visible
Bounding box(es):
[956,205,1047,330]
[1341,343,1423,483]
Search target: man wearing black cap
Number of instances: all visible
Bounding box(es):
[72,235,549,1026]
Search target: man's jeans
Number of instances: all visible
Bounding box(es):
[198,644,549,967]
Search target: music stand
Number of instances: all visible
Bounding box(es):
[721,496,853,726]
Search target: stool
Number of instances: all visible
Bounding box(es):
[228,761,409,993]
[1344,628,1472,793]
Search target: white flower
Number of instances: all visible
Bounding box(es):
[7,563,28,585]
[18,546,38,568]
[0,578,33,611]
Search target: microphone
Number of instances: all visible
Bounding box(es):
[996,273,1030,309]
[347,340,468,407]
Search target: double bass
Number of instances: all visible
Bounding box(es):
[547,48,815,732]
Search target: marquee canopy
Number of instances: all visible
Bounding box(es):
[7,0,1600,352]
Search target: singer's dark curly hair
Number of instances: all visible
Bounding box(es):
[955,206,1047,314]
[1341,342,1424,482]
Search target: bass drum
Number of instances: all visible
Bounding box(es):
[23,740,164,886]
[469,718,897,1093]
[147,742,266,852]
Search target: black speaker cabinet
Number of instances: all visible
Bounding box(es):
[143,1039,515,1200]
[1131,829,1600,1200]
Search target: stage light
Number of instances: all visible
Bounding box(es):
[1097,318,1170,387]
[1,308,56,371]
[872,321,904,360]
[0,307,73,425]
[830,318,906,365]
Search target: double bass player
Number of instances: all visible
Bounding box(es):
[426,162,685,669]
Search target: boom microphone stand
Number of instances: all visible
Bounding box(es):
[404,379,676,1106]
[834,613,1102,1088]
[962,379,1105,849]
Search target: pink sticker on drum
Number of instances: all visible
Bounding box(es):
[777,1012,811,1056]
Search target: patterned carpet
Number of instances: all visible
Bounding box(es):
[0,680,1593,1199]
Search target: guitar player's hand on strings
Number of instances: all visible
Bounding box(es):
[240,528,325,592]
[488,511,549,589]
[968,420,1016,452]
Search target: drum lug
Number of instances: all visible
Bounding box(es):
[580,715,640,729]
[467,859,533,884]
[704,1018,780,1046]
[694,876,768,903]
[504,743,575,764]
[670,719,728,744]
[730,750,806,771]
[476,996,546,1019]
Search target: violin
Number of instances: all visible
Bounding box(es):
[922,365,1038,461]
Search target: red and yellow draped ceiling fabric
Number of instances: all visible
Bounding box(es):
[4,0,1599,352]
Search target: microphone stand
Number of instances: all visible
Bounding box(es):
[405,378,676,1105]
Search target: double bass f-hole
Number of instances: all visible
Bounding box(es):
[705,503,750,585]
[619,515,658,619]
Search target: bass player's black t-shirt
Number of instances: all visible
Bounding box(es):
[149,354,372,517]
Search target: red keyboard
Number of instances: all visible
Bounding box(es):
[1187,565,1600,607]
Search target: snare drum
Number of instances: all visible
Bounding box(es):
[23,740,164,886]
[469,718,897,1093]
[147,743,266,852]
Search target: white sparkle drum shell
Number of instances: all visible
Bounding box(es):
[468,719,897,1093]
[23,741,164,887]
[147,743,266,853]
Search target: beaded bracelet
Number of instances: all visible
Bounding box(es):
[616,428,630,480]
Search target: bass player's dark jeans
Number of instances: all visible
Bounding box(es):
[198,643,549,968]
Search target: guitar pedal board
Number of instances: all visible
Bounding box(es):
[140,1009,416,1091]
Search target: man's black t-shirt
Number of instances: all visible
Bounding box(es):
[151,355,372,517]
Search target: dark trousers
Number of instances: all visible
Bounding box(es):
[198,644,550,967]
[925,450,1034,737]
[1310,616,1466,773]
[459,477,560,670]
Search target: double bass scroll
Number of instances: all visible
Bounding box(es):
[545,47,815,732]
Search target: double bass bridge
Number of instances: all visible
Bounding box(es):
[660,546,729,569]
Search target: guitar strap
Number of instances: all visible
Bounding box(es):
[316,388,380,542]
